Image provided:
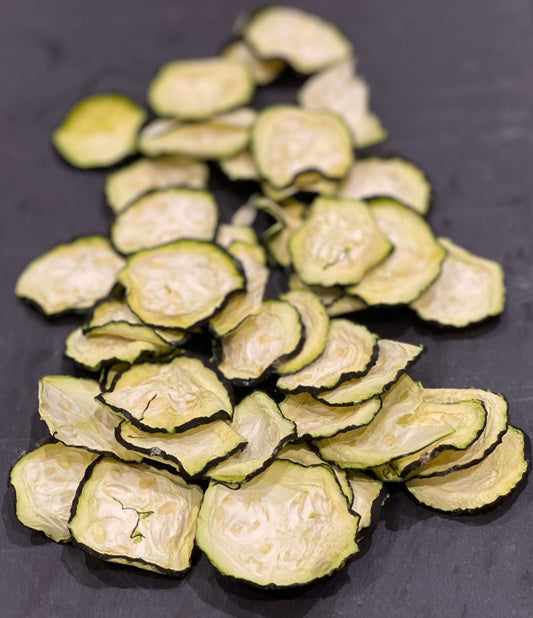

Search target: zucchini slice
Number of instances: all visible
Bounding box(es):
[10,443,98,542]
[277,319,378,393]
[196,460,359,588]
[138,108,256,160]
[84,299,186,347]
[279,393,381,440]
[252,106,353,190]
[216,223,259,248]
[276,443,325,467]
[217,300,303,385]
[406,388,509,478]
[119,240,245,330]
[406,427,528,513]
[39,375,142,461]
[241,6,353,74]
[52,93,146,169]
[338,157,432,215]
[315,376,456,469]
[288,272,345,307]
[277,290,329,374]
[99,356,233,434]
[290,197,392,287]
[111,188,218,255]
[317,339,423,406]
[219,149,260,182]
[410,238,506,327]
[298,60,386,148]
[347,199,446,306]
[261,173,339,202]
[326,295,367,317]
[222,39,285,86]
[210,242,269,336]
[148,57,254,120]
[65,327,173,372]
[116,419,246,478]
[105,155,209,214]
[206,392,296,483]
[392,399,487,477]
[69,458,203,575]
[16,236,125,316]
[347,471,388,534]
[263,200,306,268]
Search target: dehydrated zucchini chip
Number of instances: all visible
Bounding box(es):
[288,272,345,308]
[65,327,173,371]
[317,339,423,406]
[52,93,146,168]
[392,399,487,477]
[406,388,509,479]
[138,107,255,160]
[241,6,353,74]
[222,39,285,85]
[315,376,455,469]
[210,242,269,336]
[219,149,260,182]
[252,106,353,190]
[338,157,432,215]
[410,238,506,327]
[10,443,98,542]
[105,155,209,214]
[263,200,306,268]
[347,199,446,306]
[277,290,329,374]
[276,443,325,467]
[277,319,378,393]
[279,393,381,440]
[326,295,367,317]
[116,419,246,478]
[196,460,359,587]
[261,172,339,202]
[406,427,528,513]
[298,60,386,148]
[99,356,233,434]
[119,240,245,330]
[39,375,142,462]
[69,458,203,574]
[216,223,259,248]
[347,471,388,534]
[111,188,218,255]
[84,299,186,347]
[148,57,254,120]
[217,300,303,385]
[206,392,296,483]
[16,236,125,316]
[290,197,392,287]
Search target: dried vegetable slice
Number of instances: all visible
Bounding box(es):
[222,39,285,85]
[347,471,388,534]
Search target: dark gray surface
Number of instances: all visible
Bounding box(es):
[2,1,533,616]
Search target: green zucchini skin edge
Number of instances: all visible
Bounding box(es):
[97,353,236,434]
[314,344,425,407]
[113,422,247,481]
[68,456,200,576]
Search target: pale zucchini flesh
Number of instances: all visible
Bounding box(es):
[69,458,203,574]
[206,391,296,483]
[16,236,125,316]
[148,57,255,120]
[252,106,353,190]
[111,188,218,255]
[52,93,146,168]
[261,173,339,202]
[196,460,359,588]
[105,155,209,214]
[338,157,432,215]
[99,356,233,434]
[276,319,378,393]
[39,375,142,462]
[119,240,245,330]
[263,200,306,268]
[317,339,424,406]
[290,197,392,287]
[406,427,528,513]
[218,300,303,384]
[10,443,98,542]
[347,470,387,533]
[410,237,506,327]
[219,149,260,182]
[222,39,285,85]
[216,223,259,248]
[326,295,367,317]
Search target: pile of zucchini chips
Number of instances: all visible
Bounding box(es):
[12,6,527,588]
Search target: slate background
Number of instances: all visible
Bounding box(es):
[1,1,533,616]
